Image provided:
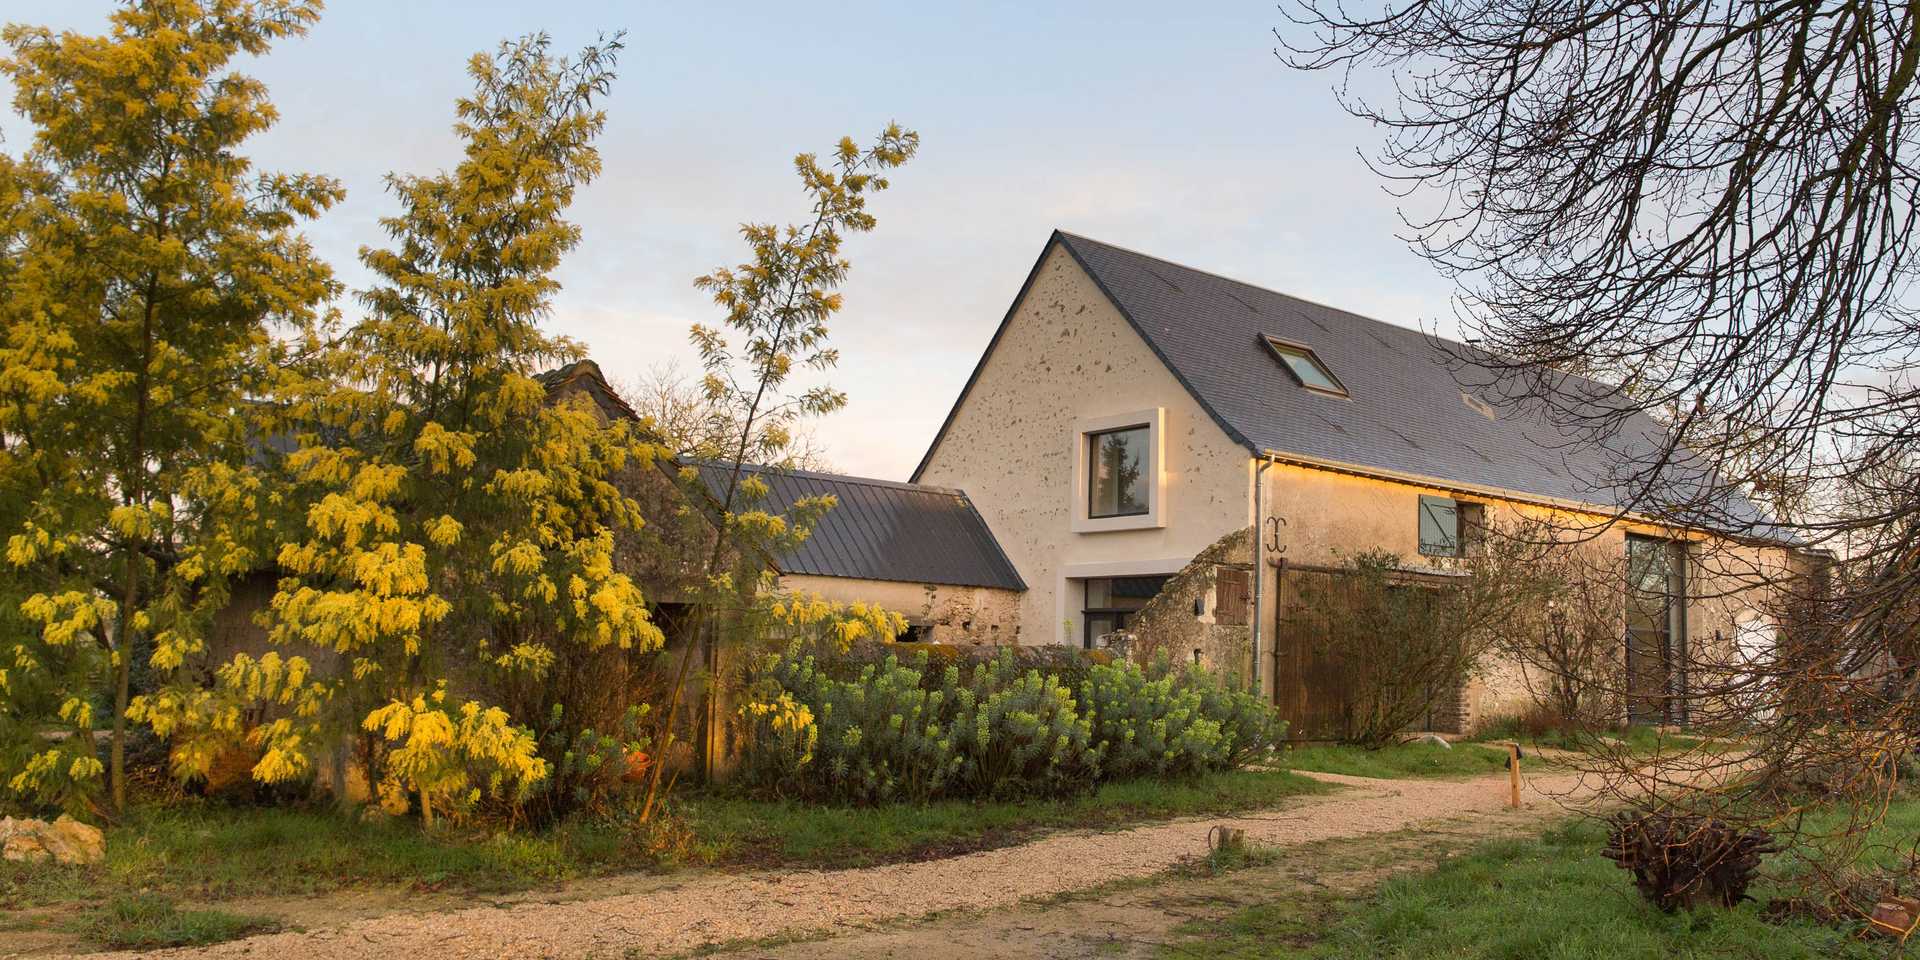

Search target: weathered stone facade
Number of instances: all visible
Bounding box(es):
[778,574,1023,646]
[914,243,1259,649]
[1111,528,1254,679]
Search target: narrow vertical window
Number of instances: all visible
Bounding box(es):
[1626,536,1688,725]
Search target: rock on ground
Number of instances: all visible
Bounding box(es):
[0,815,106,865]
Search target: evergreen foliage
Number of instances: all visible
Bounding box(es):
[739,647,1283,803]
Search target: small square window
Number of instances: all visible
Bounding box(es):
[1263,337,1347,396]
[1071,408,1165,533]
[1087,425,1149,518]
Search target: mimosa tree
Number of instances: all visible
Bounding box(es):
[136,32,666,825]
[0,0,339,815]
[639,125,918,814]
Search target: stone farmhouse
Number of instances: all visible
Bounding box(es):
[520,232,1820,738]
[198,229,1821,751]
[626,231,1817,737]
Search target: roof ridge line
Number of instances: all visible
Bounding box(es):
[1054,230,1467,352]
[1055,230,1641,402]
[688,459,968,498]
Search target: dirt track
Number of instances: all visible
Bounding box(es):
[76,767,1598,960]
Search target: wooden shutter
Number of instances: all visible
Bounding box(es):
[1214,567,1251,625]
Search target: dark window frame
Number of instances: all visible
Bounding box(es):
[1625,535,1689,725]
[1081,575,1170,649]
[1086,423,1150,519]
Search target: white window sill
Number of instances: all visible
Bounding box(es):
[1072,511,1165,533]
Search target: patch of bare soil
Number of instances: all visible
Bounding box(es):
[49,768,1596,960]
[0,908,78,960]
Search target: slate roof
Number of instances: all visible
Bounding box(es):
[690,462,1026,591]
[915,231,1777,536]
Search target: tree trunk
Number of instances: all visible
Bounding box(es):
[110,565,137,814]
[330,741,353,813]
[111,268,159,815]
[639,609,704,822]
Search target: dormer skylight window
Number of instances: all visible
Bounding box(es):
[1262,336,1348,397]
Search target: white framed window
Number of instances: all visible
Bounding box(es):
[1070,408,1165,532]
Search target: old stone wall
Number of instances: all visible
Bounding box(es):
[1113,528,1254,679]
[778,574,1023,645]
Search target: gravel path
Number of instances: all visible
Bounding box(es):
[86,769,1597,960]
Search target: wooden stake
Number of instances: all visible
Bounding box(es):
[1507,743,1522,808]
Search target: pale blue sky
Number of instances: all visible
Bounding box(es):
[2,1,1454,479]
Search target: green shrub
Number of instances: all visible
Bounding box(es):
[516,702,654,824]
[738,645,1280,803]
[835,639,1112,689]
[1081,659,1228,780]
[952,655,1093,798]
[1188,665,1287,768]
[818,654,957,803]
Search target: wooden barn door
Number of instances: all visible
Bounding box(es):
[1267,565,1467,740]
[1269,566,1359,740]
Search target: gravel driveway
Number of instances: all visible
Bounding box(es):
[82,769,1596,960]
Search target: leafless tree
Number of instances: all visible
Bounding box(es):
[616,362,836,472]
[1477,530,1631,727]
[1276,0,1920,903]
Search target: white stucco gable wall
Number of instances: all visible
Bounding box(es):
[916,242,1257,645]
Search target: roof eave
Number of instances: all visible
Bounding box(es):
[1258,448,1800,549]
[782,567,1025,591]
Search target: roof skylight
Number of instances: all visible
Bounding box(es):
[1262,336,1348,397]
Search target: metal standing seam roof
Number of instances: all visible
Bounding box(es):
[915,230,1780,538]
[690,462,1027,591]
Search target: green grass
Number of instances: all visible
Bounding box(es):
[1472,721,1725,756]
[0,768,1329,912]
[71,894,278,950]
[1279,740,1518,779]
[677,768,1332,868]
[1160,802,1920,959]
[0,803,633,910]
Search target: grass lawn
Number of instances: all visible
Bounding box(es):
[1472,720,1729,756]
[0,802,633,911]
[1161,800,1920,959]
[71,894,280,951]
[682,768,1331,868]
[1278,740,1519,779]
[0,767,1329,942]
